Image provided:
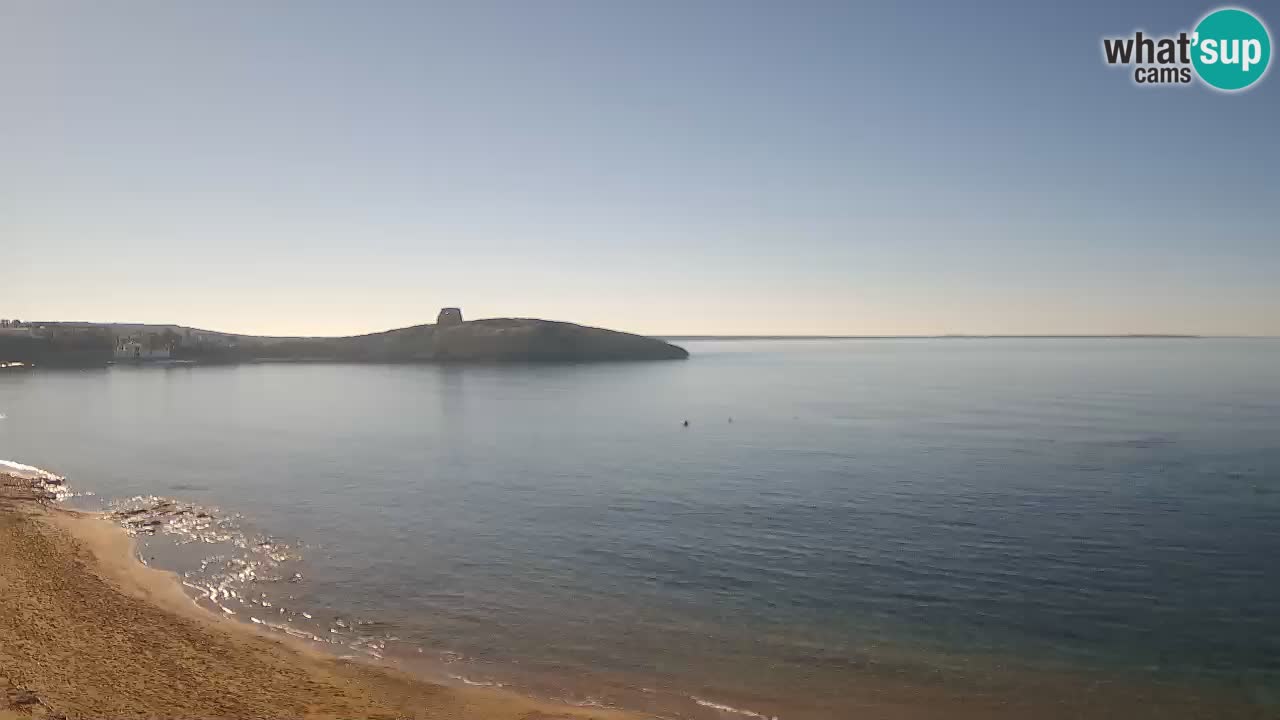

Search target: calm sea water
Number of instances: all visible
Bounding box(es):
[2,339,1279,717]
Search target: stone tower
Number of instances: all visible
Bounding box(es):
[437,307,463,326]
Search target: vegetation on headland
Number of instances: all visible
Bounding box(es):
[0,312,689,367]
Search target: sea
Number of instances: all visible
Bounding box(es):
[2,338,1278,718]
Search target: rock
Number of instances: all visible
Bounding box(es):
[125,517,162,526]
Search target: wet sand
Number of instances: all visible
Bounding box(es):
[0,475,640,720]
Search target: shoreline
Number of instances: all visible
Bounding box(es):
[0,474,644,720]
[1,470,1273,719]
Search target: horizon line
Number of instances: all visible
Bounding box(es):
[660,334,1240,340]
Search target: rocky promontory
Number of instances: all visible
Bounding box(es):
[0,310,689,366]
[243,315,690,363]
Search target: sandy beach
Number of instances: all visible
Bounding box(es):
[0,474,642,720]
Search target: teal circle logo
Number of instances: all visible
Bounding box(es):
[1192,8,1271,91]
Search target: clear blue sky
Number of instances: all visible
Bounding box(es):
[2,1,1276,336]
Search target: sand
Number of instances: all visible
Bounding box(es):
[0,476,641,720]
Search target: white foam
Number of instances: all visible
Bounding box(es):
[692,697,779,720]
[105,492,395,670]
[447,674,503,688]
[0,459,63,481]
[0,459,87,500]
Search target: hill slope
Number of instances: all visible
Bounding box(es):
[238,318,689,362]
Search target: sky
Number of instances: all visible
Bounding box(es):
[2,0,1277,336]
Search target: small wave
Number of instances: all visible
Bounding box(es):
[104,494,399,660]
[0,459,63,481]
[106,494,312,642]
[448,674,504,688]
[693,696,779,720]
[0,459,89,500]
[4,469,397,674]
[0,412,7,420]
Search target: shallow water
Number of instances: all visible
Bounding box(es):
[2,339,1279,717]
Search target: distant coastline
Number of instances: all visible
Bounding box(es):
[0,309,689,368]
[663,334,1208,341]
